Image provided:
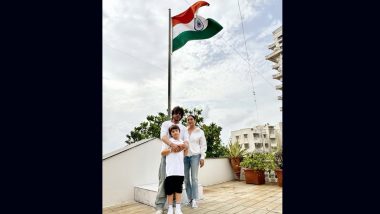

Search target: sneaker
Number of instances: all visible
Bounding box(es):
[155,210,163,214]
[167,208,173,214]
[191,200,198,208]
[175,209,183,214]
[185,199,192,206]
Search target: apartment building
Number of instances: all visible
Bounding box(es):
[230,123,282,153]
[265,26,283,111]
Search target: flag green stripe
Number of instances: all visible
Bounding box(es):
[172,18,223,52]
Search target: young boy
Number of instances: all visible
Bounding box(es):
[161,125,187,214]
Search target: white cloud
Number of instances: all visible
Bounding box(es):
[256,19,282,41]
[103,0,282,154]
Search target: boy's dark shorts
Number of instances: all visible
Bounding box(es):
[164,175,184,195]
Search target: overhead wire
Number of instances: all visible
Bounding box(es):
[180,0,281,115]
[181,0,275,89]
[236,0,260,123]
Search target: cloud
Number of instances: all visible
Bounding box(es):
[256,19,282,41]
[103,0,282,154]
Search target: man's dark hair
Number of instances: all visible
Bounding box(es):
[171,106,184,119]
[169,124,180,137]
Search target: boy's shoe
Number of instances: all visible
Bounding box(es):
[191,200,198,208]
[155,210,163,214]
[167,208,173,214]
[175,209,183,214]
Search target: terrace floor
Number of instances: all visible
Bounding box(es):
[103,180,282,214]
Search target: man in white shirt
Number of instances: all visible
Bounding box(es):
[155,106,189,214]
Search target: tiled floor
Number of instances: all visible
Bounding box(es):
[103,180,282,214]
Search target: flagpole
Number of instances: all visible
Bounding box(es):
[168,8,172,117]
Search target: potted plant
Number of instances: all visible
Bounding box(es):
[240,152,275,185]
[274,149,283,187]
[226,141,247,180]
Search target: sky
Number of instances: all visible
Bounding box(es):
[103,0,282,155]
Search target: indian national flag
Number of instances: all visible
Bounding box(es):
[172,1,223,52]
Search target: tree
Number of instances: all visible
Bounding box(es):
[202,122,227,158]
[182,108,204,127]
[125,112,168,144]
[125,108,227,158]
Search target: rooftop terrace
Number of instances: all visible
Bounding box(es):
[103,180,282,214]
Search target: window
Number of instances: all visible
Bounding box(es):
[236,136,239,141]
[253,133,259,139]
[269,128,274,135]
[255,143,262,149]
[265,143,269,148]
[243,134,248,143]
[244,143,249,149]
[263,134,267,138]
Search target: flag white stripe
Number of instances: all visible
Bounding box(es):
[172,15,209,39]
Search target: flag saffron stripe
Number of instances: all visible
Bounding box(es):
[172,1,210,27]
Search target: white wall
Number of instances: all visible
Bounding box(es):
[103,139,162,208]
[198,158,234,186]
[103,138,234,208]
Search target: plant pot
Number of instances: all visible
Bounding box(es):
[275,169,282,187]
[229,157,241,180]
[244,168,265,185]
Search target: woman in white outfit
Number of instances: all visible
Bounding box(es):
[184,115,207,208]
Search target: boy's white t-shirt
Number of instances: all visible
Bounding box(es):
[162,138,184,177]
[160,121,189,142]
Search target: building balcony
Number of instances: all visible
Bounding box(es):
[280,107,282,111]
[276,84,282,90]
[268,43,276,50]
[265,49,282,62]
[269,134,276,138]
[273,26,282,35]
[278,95,282,100]
[272,63,280,69]
[272,72,282,80]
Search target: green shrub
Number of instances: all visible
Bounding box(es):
[240,152,275,171]
[226,141,247,159]
[274,149,283,169]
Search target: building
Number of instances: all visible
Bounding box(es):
[230,123,282,153]
[277,122,282,149]
[265,26,283,111]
